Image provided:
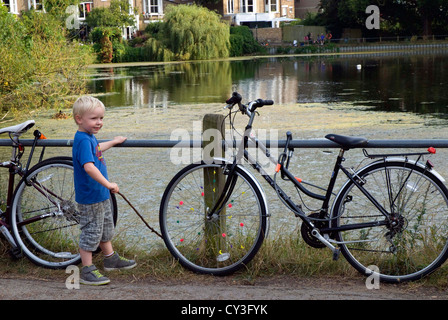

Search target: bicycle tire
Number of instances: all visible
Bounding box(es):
[10,158,118,269]
[332,160,448,283]
[159,161,268,276]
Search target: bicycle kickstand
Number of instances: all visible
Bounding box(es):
[0,224,22,259]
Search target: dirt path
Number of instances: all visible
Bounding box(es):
[1,275,446,300]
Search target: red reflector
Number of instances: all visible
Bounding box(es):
[428,147,436,154]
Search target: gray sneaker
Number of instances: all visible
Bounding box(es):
[80,265,110,286]
[103,252,137,271]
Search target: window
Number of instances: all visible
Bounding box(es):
[143,0,162,15]
[241,0,253,13]
[227,0,234,14]
[79,2,93,20]
[3,0,18,13]
[128,0,134,15]
[265,0,277,12]
[29,0,44,11]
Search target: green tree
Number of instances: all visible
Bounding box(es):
[381,0,448,36]
[229,26,262,57]
[317,0,448,38]
[42,0,80,19]
[85,0,137,63]
[161,4,229,60]
[317,0,371,38]
[85,0,136,28]
[0,7,94,118]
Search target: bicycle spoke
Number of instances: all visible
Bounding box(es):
[160,162,267,275]
[11,160,82,268]
[334,161,448,282]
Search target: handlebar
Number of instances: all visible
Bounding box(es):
[250,98,274,109]
[224,92,274,116]
[226,92,242,105]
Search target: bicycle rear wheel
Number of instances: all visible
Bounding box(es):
[10,158,117,269]
[332,160,448,283]
[160,162,268,275]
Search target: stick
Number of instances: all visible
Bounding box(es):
[117,192,163,239]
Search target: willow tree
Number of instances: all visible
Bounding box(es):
[162,4,230,60]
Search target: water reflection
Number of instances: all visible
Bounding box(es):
[86,50,448,116]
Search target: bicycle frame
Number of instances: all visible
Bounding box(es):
[0,130,57,242]
[214,101,434,244]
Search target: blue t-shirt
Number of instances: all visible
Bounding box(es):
[72,131,110,204]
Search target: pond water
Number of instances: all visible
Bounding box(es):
[88,49,448,117]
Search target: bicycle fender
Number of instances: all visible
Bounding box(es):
[213,157,271,237]
[384,157,445,182]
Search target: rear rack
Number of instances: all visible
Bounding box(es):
[362,147,436,159]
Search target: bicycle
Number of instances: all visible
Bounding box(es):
[0,120,117,269]
[160,92,448,283]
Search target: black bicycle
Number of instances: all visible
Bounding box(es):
[160,92,448,283]
[0,120,117,269]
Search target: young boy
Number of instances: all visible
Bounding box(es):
[72,96,136,285]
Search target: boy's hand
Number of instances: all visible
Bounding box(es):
[108,182,119,193]
[99,136,127,152]
[113,136,127,145]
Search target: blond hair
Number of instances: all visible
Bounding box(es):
[72,96,105,124]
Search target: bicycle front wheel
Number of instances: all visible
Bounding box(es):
[332,160,448,283]
[10,159,117,269]
[160,162,268,275]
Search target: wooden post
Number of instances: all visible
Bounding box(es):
[202,113,225,162]
[202,114,227,259]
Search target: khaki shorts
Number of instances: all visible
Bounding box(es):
[78,199,114,252]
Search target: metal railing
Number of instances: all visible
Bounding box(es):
[1,138,448,149]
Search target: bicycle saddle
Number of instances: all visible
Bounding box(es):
[325,134,368,150]
[0,120,35,136]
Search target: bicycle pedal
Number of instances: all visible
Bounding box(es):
[332,248,341,261]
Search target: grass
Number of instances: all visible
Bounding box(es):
[2,233,448,290]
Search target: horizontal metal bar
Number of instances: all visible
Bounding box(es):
[1,139,448,149]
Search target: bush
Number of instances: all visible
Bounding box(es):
[229,26,263,56]
[90,27,123,63]
[229,33,244,57]
[0,7,94,117]
[85,0,136,29]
